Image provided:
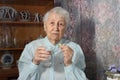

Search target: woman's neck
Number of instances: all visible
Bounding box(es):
[50,40,59,45]
[47,38,59,45]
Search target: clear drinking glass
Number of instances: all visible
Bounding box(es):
[42,46,53,67]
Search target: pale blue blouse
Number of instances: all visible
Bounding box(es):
[17,37,87,80]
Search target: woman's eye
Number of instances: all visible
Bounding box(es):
[59,23,64,26]
[50,22,54,25]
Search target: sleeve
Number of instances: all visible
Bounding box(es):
[64,42,87,80]
[17,44,39,80]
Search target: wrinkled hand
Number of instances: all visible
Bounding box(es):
[32,46,51,65]
[60,44,73,66]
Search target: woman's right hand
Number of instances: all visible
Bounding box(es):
[32,46,51,65]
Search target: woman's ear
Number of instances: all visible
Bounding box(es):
[44,26,46,32]
[44,22,47,32]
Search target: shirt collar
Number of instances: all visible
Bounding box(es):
[44,36,64,47]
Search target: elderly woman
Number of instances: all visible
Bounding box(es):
[18,7,87,80]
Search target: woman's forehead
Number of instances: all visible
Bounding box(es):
[48,12,65,21]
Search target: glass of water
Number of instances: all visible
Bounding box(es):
[42,46,53,67]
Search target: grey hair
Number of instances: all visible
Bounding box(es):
[43,7,70,27]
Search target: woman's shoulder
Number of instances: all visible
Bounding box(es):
[26,37,45,46]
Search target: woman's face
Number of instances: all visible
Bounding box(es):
[44,12,66,44]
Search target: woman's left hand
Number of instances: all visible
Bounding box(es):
[60,44,73,66]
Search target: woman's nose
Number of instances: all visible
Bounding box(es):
[54,23,59,30]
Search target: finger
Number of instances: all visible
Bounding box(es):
[39,54,50,58]
[37,55,51,61]
[36,47,51,55]
[37,46,46,51]
[37,57,48,61]
[38,50,51,55]
[61,45,69,52]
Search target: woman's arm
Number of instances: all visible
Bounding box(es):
[17,44,39,80]
[64,42,87,80]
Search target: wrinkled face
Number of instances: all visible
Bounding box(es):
[44,12,66,44]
